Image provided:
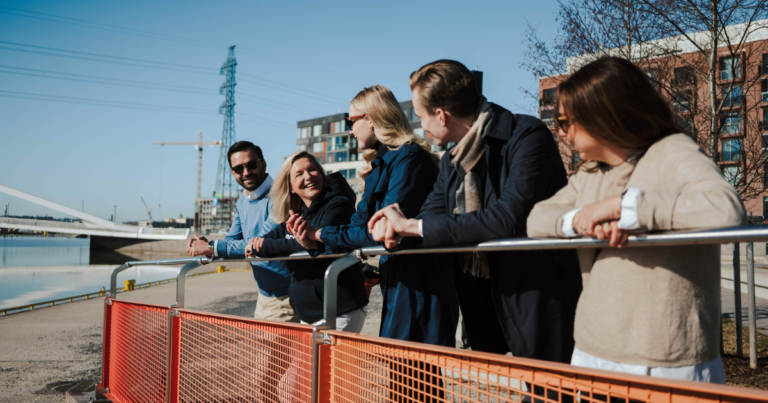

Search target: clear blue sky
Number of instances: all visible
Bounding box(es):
[0,0,559,222]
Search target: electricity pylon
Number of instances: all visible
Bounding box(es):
[214,45,238,200]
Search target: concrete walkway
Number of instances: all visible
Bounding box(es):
[721,286,768,335]
[0,267,385,403]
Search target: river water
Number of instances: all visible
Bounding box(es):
[0,237,182,311]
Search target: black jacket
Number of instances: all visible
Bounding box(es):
[257,172,368,323]
[418,103,583,363]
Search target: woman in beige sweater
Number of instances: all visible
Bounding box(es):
[527,57,745,383]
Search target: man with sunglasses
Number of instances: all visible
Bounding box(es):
[187,141,296,322]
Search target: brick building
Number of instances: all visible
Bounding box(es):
[539,22,768,216]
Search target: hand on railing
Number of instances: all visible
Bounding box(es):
[245,238,265,258]
[368,203,419,249]
[187,234,212,257]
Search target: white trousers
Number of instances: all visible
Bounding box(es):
[571,347,726,384]
[301,306,367,332]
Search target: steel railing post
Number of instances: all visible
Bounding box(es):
[172,259,205,309]
[322,252,363,331]
[166,310,181,403]
[109,263,132,297]
[310,252,363,403]
[734,242,743,357]
[747,242,757,369]
[96,298,113,397]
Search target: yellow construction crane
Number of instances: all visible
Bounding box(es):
[153,131,222,200]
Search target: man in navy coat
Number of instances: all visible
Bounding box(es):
[368,60,582,364]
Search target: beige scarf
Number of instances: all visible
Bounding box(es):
[450,97,493,278]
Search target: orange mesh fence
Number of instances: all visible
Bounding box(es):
[321,331,768,403]
[175,310,315,403]
[106,300,170,403]
[100,302,768,403]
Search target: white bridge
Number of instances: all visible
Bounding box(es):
[0,184,189,241]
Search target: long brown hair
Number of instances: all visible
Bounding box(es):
[557,57,681,154]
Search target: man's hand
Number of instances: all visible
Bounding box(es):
[592,220,630,248]
[367,203,420,248]
[187,234,211,257]
[572,195,621,236]
[245,237,265,257]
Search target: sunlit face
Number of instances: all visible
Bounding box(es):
[290,157,324,207]
[412,87,450,146]
[230,150,266,192]
[556,105,603,161]
[347,105,377,150]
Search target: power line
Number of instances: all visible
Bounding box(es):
[240,73,348,103]
[0,7,224,49]
[0,41,213,72]
[0,65,332,116]
[0,6,369,84]
[0,45,215,75]
[0,90,294,129]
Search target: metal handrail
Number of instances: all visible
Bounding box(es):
[105,225,768,326]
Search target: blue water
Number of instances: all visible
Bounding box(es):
[0,237,182,310]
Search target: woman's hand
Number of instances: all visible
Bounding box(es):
[245,237,265,257]
[572,195,622,236]
[591,220,630,248]
[367,203,420,249]
[291,216,320,250]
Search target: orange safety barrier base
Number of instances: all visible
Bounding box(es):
[99,299,768,403]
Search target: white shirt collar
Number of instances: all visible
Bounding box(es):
[244,174,273,200]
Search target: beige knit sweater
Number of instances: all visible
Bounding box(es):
[527,133,746,367]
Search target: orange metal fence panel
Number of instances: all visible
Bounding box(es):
[176,310,316,403]
[321,331,768,403]
[106,300,171,403]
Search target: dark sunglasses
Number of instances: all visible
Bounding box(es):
[231,159,261,175]
[553,110,573,132]
[346,114,367,131]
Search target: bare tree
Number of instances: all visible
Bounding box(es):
[523,0,768,205]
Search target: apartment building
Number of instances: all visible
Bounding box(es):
[297,71,483,195]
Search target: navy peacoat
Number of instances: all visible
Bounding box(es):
[320,142,460,347]
[418,103,582,363]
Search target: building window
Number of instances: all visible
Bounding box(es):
[762,54,768,76]
[312,142,323,152]
[673,89,694,113]
[540,108,554,127]
[298,144,307,151]
[330,120,346,134]
[411,108,418,121]
[720,84,743,108]
[722,138,743,161]
[719,56,742,81]
[316,156,323,164]
[414,128,425,137]
[297,127,309,139]
[334,151,348,162]
[721,112,741,135]
[541,88,557,107]
[340,168,357,179]
[678,116,695,136]
[674,67,695,86]
[762,79,768,103]
[313,124,322,137]
[723,165,742,187]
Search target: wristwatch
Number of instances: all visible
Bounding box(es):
[207,241,215,256]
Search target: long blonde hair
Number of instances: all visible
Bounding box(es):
[351,85,439,186]
[269,151,325,224]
